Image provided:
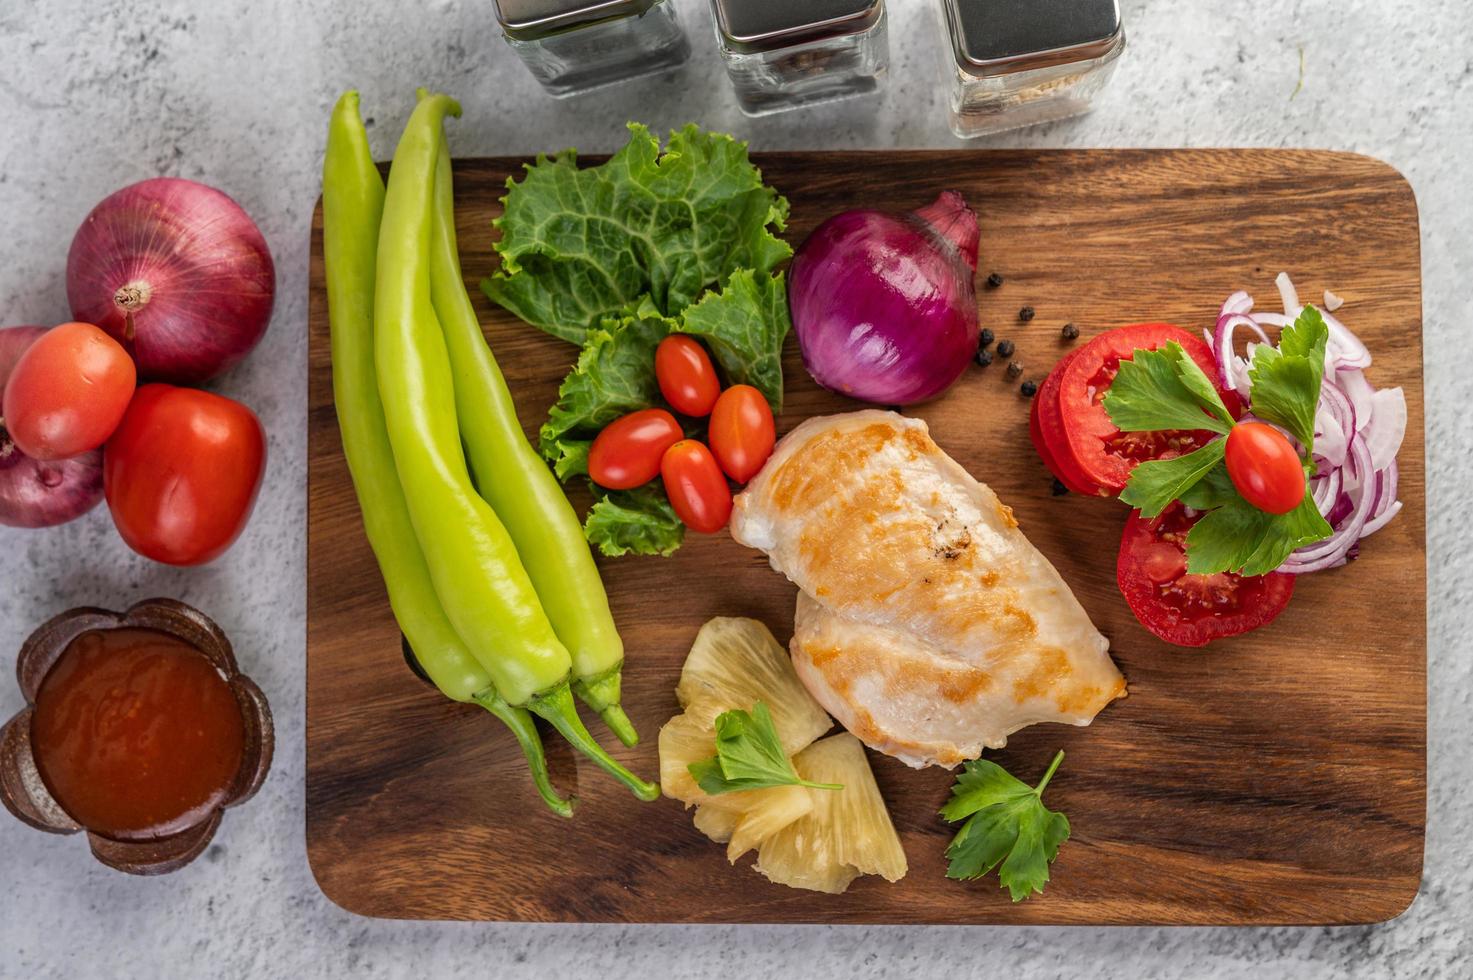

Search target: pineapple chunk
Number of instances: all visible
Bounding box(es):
[692,804,737,843]
[675,618,832,752]
[659,618,831,807]
[754,733,908,894]
[725,783,813,863]
[691,783,813,866]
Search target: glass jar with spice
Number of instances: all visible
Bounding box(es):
[494,0,691,97]
[936,0,1126,139]
[710,0,889,116]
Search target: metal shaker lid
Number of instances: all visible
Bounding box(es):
[942,0,1122,76]
[494,0,660,41]
[712,0,884,55]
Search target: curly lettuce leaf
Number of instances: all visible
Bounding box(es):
[539,304,671,478]
[678,269,789,413]
[483,123,791,345]
[584,484,684,558]
[539,275,790,481]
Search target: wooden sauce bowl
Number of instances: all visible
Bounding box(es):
[0,598,273,874]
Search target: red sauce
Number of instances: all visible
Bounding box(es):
[31,628,245,839]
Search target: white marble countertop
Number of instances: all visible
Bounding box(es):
[2,0,1469,976]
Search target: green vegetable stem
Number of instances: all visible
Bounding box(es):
[322,91,569,816]
[420,91,635,747]
[373,92,656,802]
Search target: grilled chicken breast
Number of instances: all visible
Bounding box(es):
[730,410,1125,768]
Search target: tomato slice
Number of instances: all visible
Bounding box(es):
[1056,324,1241,495]
[1116,505,1295,647]
[1029,348,1102,495]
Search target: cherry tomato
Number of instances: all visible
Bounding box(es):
[654,335,720,417]
[1054,324,1242,496]
[588,408,683,490]
[1225,422,1306,515]
[104,384,266,566]
[707,384,776,483]
[1116,504,1295,647]
[2,322,136,460]
[660,440,732,534]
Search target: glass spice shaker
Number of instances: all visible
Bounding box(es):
[493,0,691,97]
[936,0,1126,138]
[710,0,889,116]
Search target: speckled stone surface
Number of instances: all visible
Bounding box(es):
[1,0,1468,976]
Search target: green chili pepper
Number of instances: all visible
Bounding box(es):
[375,93,657,801]
[323,92,571,817]
[421,92,636,747]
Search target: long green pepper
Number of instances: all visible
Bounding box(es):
[374,94,657,801]
[322,92,571,817]
[422,94,635,747]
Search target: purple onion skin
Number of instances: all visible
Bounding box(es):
[789,191,980,406]
[67,177,275,385]
[0,326,105,527]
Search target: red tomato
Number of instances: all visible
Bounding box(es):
[660,440,732,534]
[1028,348,1102,495]
[707,384,775,483]
[1055,324,1242,496]
[588,408,683,490]
[1225,422,1306,515]
[104,385,266,566]
[654,335,720,417]
[2,322,136,460]
[1117,505,1295,647]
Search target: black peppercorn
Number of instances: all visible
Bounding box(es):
[1006,360,1024,379]
[996,339,1015,358]
[1061,322,1079,341]
[974,348,994,367]
[978,328,995,348]
[986,272,1004,288]
[1020,379,1038,397]
[1051,478,1069,496]
[1019,306,1035,323]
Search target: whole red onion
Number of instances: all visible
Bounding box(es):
[67,177,275,384]
[789,191,980,406]
[0,326,104,528]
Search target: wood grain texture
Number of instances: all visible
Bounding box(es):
[306,150,1425,924]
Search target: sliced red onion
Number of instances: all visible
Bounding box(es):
[1209,274,1405,575]
[1365,388,1407,469]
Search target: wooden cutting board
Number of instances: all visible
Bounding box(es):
[306,149,1425,925]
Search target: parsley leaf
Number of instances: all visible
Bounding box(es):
[1177,460,1238,511]
[689,702,844,795]
[1119,439,1226,518]
[941,751,1070,902]
[583,484,684,558]
[1184,492,1333,576]
[1103,343,1235,435]
[1245,306,1328,451]
[483,123,791,346]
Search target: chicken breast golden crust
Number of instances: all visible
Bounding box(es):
[729,410,1125,768]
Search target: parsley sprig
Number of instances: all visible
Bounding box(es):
[942,751,1070,902]
[1103,308,1334,575]
[688,702,843,795]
